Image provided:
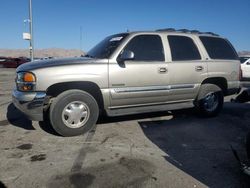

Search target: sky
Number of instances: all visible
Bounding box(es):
[0,0,249,52]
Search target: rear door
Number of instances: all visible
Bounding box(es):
[166,35,208,101]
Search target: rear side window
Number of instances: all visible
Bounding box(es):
[168,35,201,61]
[124,35,165,61]
[200,36,238,60]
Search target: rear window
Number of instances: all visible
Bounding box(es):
[168,35,201,61]
[200,36,238,60]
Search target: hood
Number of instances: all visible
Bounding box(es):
[16,57,97,72]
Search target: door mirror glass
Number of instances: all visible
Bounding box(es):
[120,50,135,61]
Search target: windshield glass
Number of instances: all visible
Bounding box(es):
[87,33,129,59]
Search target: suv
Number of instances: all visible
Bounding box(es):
[12,29,241,136]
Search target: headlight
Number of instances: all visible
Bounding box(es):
[16,72,36,91]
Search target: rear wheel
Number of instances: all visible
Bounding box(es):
[49,90,99,137]
[195,84,224,117]
[246,132,250,160]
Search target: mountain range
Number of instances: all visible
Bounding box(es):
[0,48,85,58]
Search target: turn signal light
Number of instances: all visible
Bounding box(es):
[23,72,36,82]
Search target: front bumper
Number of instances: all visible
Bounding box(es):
[12,89,47,121]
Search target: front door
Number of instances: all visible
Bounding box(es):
[109,34,170,107]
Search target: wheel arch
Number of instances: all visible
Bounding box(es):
[201,77,228,95]
[46,81,104,110]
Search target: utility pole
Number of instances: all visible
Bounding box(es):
[29,0,34,61]
[80,26,83,52]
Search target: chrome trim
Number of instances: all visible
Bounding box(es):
[109,99,194,109]
[170,84,196,90]
[112,84,196,93]
[106,101,195,117]
[114,86,170,93]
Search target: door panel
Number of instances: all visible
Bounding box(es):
[168,61,207,101]
[166,35,208,101]
[108,34,170,108]
[109,61,169,107]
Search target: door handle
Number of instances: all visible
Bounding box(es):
[195,66,204,71]
[158,67,168,73]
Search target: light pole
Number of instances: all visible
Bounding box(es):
[29,0,34,61]
[80,26,83,52]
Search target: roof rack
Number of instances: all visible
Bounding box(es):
[202,32,219,36]
[156,28,176,32]
[156,28,219,36]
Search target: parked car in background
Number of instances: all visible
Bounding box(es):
[41,57,54,60]
[240,56,250,64]
[3,57,30,68]
[0,56,7,67]
[240,55,250,80]
[33,57,55,62]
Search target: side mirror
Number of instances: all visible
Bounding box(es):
[119,50,135,62]
[117,50,135,68]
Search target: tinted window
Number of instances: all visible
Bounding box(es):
[200,36,238,60]
[123,35,165,61]
[168,35,201,61]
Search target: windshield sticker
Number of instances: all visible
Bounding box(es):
[110,37,123,42]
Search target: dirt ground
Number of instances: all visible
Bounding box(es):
[1,68,250,188]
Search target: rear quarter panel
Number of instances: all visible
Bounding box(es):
[207,60,240,89]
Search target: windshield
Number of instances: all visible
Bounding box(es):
[87,33,129,59]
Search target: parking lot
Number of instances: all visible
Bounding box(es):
[1,68,250,188]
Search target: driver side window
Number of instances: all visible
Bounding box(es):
[123,35,165,61]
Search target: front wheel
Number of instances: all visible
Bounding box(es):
[49,90,99,137]
[195,84,224,117]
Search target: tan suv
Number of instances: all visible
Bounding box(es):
[13,28,241,136]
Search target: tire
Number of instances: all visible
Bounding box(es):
[246,132,250,160]
[49,89,99,137]
[195,84,224,117]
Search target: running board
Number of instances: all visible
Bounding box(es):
[106,101,194,117]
